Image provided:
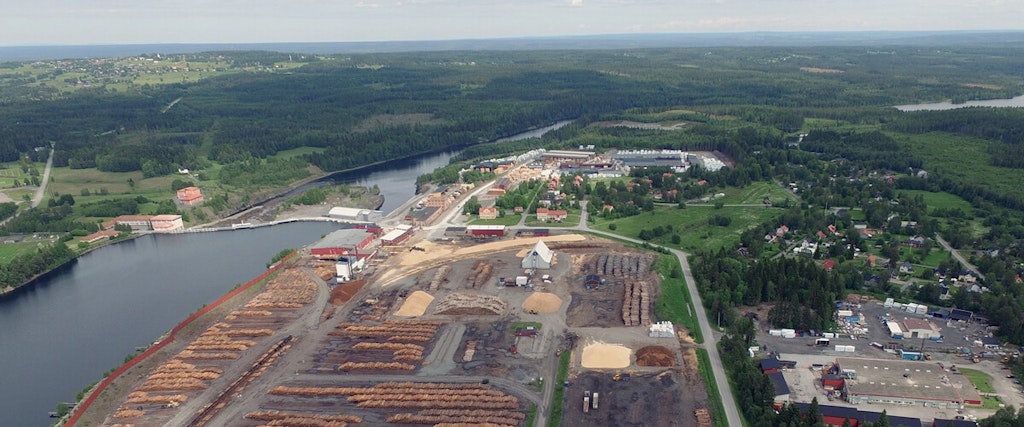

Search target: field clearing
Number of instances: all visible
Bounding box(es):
[897,189,974,212]
[266,146,325,160]
[0,241,40,263]
[0,162,42,189]
[652,254,702,343]
[594,205,784,252]
[897,131,1024,204]
[49,167,180,198]
[716,181,797,205]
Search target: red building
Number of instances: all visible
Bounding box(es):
[466,225,506,237]
[310,229,375,258]
[176,186,204,206]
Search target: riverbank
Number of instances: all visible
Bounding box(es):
[64,251,301,427]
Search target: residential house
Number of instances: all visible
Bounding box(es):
[176,186,204,206]
[478,206,498,220]
[899,262,913,274]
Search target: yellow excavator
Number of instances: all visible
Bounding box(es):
[612,373,630,381]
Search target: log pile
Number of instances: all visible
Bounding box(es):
[125,391,188,405]
[695,408,713,427]
[270,382,522,423]
[433,293,506,316]
[245,410,362,425]
[244,268,318,309]
[622,280,651,326]
[113,407,145,418]
[469,261,493,289]
[429,265,450,291]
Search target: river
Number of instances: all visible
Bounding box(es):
[894,94,1024,111]
[0,119,573,426]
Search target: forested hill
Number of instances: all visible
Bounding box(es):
[2,46,1023,178]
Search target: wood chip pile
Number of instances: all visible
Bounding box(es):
[270,382,522,426]
[695,408,713,427]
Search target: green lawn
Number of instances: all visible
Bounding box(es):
[696,349,728,427]
[897,189,974,213]
[468,214,522,226]
[959,368,996,393]
[653,255,702,343]
[716,181,798,205]
[267,146,326,159]
[547,350,572,427]
[593,205,784,252]
[0,241,41,263]
[525,212,581,228]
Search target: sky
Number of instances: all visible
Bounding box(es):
[2,0,1023,46]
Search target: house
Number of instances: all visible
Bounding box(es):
[176,186,204,206]
[817,230,828,240]
[81,229,120,244]
[536,208,567,222]
[866,254,877,267]
[775,225,790,237]
[981,337,1001,350]
[899,262,913,274]
[903,235,927,248]
[478,206,498,220]
[522,240,553,270]
[759,358,781,374]
[948,308,973,322]
[858,228,876,239]
[822,259,836,271]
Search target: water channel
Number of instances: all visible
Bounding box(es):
[0,119,572,426]
[894,94,1024,111]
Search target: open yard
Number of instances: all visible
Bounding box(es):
[716,181,798,205]
[897,189,974,213]
[593,205,785,252]
[0,241,42,264]
[959,368,996,393]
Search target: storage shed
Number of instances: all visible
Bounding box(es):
[522,240,553,269]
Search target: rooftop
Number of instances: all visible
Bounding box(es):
[311,229,374,250]
[836,357,971,402]
[903,318,935,331]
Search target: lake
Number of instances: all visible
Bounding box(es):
[894,94,1024,111]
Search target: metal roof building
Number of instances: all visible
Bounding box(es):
[522,240,553,269]
[835,357,982,407]
[310,229,375,258]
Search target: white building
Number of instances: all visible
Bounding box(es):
[522,240,553,270]
[649,321,675,338]
[336,256,365,282]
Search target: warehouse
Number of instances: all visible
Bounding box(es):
[793,403,923,427]
[835,357,982,407]
[328,207,383,222]
[380,225,414,246]
[310,229,376,259]
[466,225,505,237]
[902,318,939,339]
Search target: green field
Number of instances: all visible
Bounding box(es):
[959,368,995,393]
[0,162,43,189]
[897,189,974,212]
[525,213,581,228]
[547,350,572,427]
[652,255,702,343]
[0,241,41,263]
[716,181,798,205]
[267,146,326,159]
[593,205,784,252]
[696,349,728,427]
[897,131,1024,204]
[468,214,522,226]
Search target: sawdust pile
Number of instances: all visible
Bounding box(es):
[522,293,562,313]
[394,291,434,317]
[433,293,507,316]
[635,346,676,367]
[330,279,367,305]
[581,342,632,369]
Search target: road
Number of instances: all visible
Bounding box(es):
[30,144,55,208]
[573,201,744,427]
[935,234,986,280]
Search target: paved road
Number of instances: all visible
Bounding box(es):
[30,144,55,208]
[574,201,743,427]
[935,234,985,280]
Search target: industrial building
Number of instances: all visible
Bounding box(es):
[150,214,184,233]
[380,225,414,246]
[793,403,924,427]
[522,240,553,269]
[335,256,365,282]
[328,207,383,222]
[466,224,506,237]
[834,357,982,407]
[310,229,376,259]
[902,318,939,339]
[100,214,183,233]
[768,371,791,404]
[406,206,441,226]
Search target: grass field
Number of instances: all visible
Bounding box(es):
[0,162,43,189]
[267,146,326,159]
[897,131,1024,205]
[959,368,995,393]
[547,350,572,427]
[696,349,728,427]
[716,181,798,205]
[593,205,784,252]
[652,254,702,343]
[525,213,581,228]
[897,189,974,212]
[468,214,522,226]
[0,241,41,263]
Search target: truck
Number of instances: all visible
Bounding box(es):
[814,338,831,347]
[583,396,590,413]
[592,392,599,410]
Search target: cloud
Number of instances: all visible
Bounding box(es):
[570,0,583,6]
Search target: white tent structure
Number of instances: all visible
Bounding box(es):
[522,240,553,270]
